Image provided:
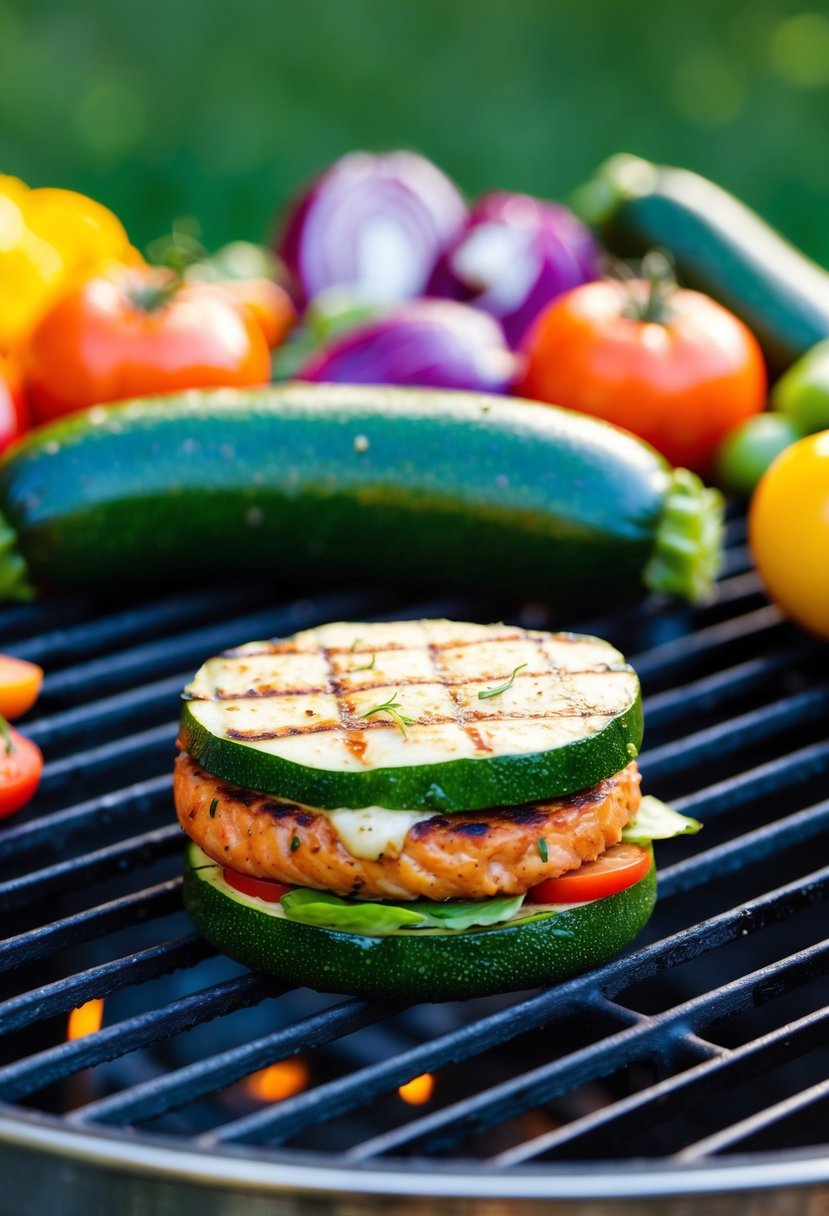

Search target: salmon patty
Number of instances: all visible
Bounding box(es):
[173,752,641,900]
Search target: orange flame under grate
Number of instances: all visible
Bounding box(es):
[66,998,105,1041]
[398,1073,435,1105]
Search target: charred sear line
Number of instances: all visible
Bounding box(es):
[260,800,304,819]
[224,704,619,741]
[200,666,631,701]
[222,631,597,662]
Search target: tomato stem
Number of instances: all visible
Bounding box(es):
[0,714,15,756]
[621,249,677,325]
[128,270,183,313]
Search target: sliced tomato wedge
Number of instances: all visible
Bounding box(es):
[527,842,651,904]
[0,655,44,720]
[0,721,43,818]
[223,869,291,903]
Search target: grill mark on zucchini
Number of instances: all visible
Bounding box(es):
[191,666,628,701]
[182,621,643,810]
[223,704,625,741]
[194,626,634,746]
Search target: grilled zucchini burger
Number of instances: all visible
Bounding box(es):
[177,620,698,1000]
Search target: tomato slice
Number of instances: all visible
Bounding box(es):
[0,722,43,818]
[527,843,651,904]
[0,655,43,720]
[223,869,291,903]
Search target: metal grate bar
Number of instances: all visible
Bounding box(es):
[198,865,829,1150]
[0,880,182,973]
[658,798,829,899]
[677,1077,829,1162]
[25,671,191,751]
[17,588,394,675]
[641,643,818,731]
[343,932,829,1162]
[10,586,275,666]
[640,685,829,779]
[670,738,829,821]
[0,824,183,913]
[69,998,401,1127]
[0,776,171,865]
[37,721,178,799]
[0,935,211,1037]
[0,971,276,1102]
[494,1000,829,1166]
[630,605,785,683]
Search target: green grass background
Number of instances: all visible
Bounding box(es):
[2,0,828,262]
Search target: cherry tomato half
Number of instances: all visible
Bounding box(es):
[25,264,271,423]
[0,723,43,818]
[518,277,766,474]
[527,842,652,904]
[223,869,291,903]
[748,431,829,639]
[0,655,44,720]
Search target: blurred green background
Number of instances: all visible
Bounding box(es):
[2,0,829,261]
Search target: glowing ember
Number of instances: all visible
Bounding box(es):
[398,1072,435,1105]
[66,998,105,1041]
[245,1058,309,1102]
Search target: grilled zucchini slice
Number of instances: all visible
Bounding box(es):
[180,620,642,812]
[183,841,657,1000]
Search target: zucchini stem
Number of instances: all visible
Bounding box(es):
[0,510,35,602]
[645,468,724,603]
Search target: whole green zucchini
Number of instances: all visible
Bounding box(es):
[577,153,829,375]
[0,384,721,607]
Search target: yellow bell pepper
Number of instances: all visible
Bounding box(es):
[0,176,137,351]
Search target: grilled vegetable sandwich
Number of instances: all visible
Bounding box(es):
[177,619,698,1000]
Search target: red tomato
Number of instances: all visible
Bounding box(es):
[25,265,272,423]
[0,655,44,720]
[223,869,291,903]
[518,278,766,473]
[527,842,651,904]
[0,723,43,818]
[220,279,296,349]
[0,358,30,454]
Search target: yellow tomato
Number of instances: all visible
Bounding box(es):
[748,431,829,639]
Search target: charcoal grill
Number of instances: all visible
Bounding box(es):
[0,512,827,1216]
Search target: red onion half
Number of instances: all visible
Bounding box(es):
[298,298,517,393]
[427,191,601,347]
[277,151,468,310]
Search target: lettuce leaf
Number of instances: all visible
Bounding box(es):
[280,888,524,937]
[622,795,701,845]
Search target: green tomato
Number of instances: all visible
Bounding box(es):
[716,413,804,499]
[771,338,829,433]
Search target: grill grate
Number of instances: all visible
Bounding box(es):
[0,514,828,1212]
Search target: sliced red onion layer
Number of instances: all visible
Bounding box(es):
[277,151,468,309]
[298,298,517,393]
[427,191,601,347]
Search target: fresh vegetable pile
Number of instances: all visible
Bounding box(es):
[1,147,827,638]
[178,619,700,999]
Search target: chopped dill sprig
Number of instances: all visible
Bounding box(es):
[478,663,528,700]
[361,691,415,737]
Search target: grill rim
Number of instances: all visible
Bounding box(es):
[2,1109,829,1202]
